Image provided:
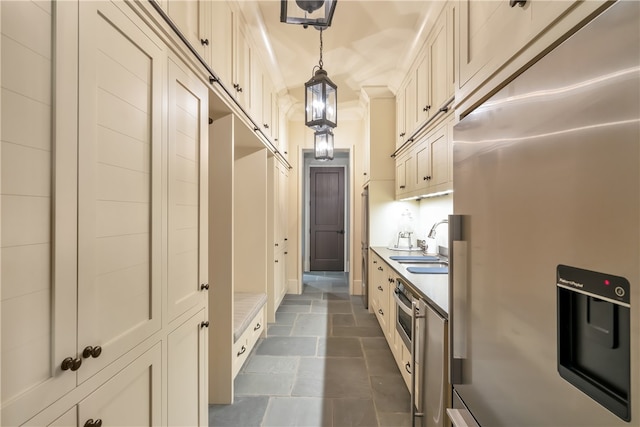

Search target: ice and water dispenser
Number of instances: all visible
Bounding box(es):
[557,264,631,421]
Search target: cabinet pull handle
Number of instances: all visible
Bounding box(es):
[378,309,384,316]
[254,323,261,331]
[423,105,431,112]
[284,252,288,255]
[405,362,412,374]
[377,266,383,271]
[399,185,406,189]
[201,283,210,291]
[201,321,210,328]
[61,357,82,372]
[373,260,377,264]
[275,259,279,263]
[400,132,406,137]
[377,286,384,291]
[200,38,209,46]
[82,346,102,359]
[237,345,247,357]
[209,75,218,84]
[509,0,527,7]
[84,419,103,427]
[263,123,269,129]
[275,243,279,247]
[423,176,428,181]
[389,278,394,283]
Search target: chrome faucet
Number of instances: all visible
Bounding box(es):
[427,219,448,239]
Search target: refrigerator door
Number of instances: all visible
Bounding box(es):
[451,1,639,426]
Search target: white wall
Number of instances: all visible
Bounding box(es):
[418,193,453,253]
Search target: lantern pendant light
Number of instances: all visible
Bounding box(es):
[305,28,337,131]
[280,0,337,29]
[314,128,334,161]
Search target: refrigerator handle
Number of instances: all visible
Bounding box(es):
[448,214,468,385]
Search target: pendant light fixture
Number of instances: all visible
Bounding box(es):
[280,0,337,29]
[314,128,334,161]
[305,28,337,131]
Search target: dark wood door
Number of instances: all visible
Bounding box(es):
[310,167,345,271]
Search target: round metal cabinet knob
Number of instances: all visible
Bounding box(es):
[83,345,102,359]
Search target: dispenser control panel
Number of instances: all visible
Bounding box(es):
[557,264,630,306]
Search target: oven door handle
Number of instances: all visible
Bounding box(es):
[393,289,414,316]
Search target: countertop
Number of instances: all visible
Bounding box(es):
[370,246,449,318]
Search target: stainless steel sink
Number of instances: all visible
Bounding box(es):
[404,263,449,274]
[389,255,444,263]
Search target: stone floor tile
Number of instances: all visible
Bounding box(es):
[332,326,384,337]
[242,355,298,374]
[267,324,292,336]
[274,312,298,325]
[262,397,333,427]
[317,337,363,357]
[256,336,318,356]
[332,313,356,327]
[332,398,379,427]
[292,313,331,336]
[208,396,269,427]
[377,411,412,427]
[370,375,411,413]
[234,373,295,396]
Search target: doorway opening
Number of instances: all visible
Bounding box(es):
[302,150,350,275]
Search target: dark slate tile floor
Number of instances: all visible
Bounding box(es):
[209,272,411,427]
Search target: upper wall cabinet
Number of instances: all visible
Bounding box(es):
[209,0,233,87]
[396,3,453,149]
[165,0,211,61]
[456,0,608,116]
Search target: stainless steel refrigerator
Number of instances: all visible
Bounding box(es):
[449,1,639,425]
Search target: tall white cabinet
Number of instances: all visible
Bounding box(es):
[1,1,209,425]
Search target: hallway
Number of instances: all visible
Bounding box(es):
[209,272,411,427]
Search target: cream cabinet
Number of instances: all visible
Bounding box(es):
[395,149,415,199]
[25,344,163,427]
[267,159,289,322]
[232,14,252,109]
[164,0,211,61]
[456,0,607,115]
[209,0,233,87]
[395,115,453,200]
[369,252,394,339]
[1,1,208,425]
[167,310,208,427]
[396,2,453,150]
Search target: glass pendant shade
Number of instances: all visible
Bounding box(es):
[305,68,337,130]
[280,0,337,28]
[314,128,334,161]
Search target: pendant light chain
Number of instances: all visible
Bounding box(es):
[319,28,324,70]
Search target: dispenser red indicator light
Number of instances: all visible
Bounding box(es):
[604,279,610,286]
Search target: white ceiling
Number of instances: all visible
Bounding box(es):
[237,0,447,119]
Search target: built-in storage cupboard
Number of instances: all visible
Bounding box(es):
[1,1,208,425]
[395,2,454,150]
[394,2,455,201]
[455,0,608,116]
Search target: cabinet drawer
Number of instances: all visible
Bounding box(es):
[232,307,265,377]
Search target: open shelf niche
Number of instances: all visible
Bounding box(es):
[208,112,268,404]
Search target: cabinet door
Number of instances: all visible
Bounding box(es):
[415,139,431,190]
[165,0,210,59]
[396,87,406,148]
[233,17,252,109]
[210,0,233,87]
[396,157,407,196]
[1,1,77,424]
[458,0,531,89]
[404,74,417,137]
[168,310,208,427]
[76,0,163,383]
[416,53,430,125]
[428,13,449,114]
[78,344,162,427]
[167,55,209,321]
[428,124,449,190]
